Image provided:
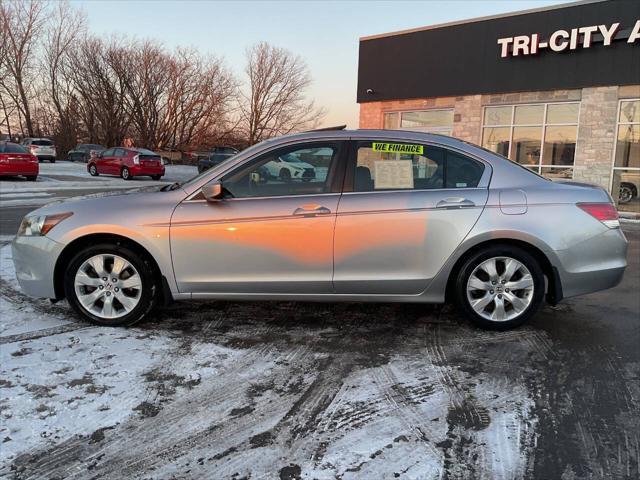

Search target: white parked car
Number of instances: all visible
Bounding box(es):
[263,153,316,182]
[21,138,57,163]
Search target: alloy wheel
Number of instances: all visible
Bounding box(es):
[466,256,534,322]
[74,254,142,319]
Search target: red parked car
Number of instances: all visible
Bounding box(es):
[0,142,39,181]
[87,147,165,180]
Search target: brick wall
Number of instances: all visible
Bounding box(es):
[452,95,482,144]
[573,86,619,190]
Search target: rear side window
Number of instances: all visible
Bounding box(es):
[353,141,484,191]
[445,151,485,188]
[0,143,28,153]
[32,139,53,146]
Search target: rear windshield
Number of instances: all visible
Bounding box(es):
[32,139,53,146]
[0,143,28,154]
[133,148,157,156]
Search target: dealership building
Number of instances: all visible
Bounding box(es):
[357,0,639,211]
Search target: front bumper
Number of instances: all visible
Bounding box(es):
[554,227,628,299]
[12,235,64,299]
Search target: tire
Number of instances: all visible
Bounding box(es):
[26,175,37,181]
[121,166,131,180]
[279,168,291,182]
[619,183,636,204]
[50,158,56,163]
[455,245,545,330]
[151,175,161,180]
[64,243,159,327]
[89,164,99,176]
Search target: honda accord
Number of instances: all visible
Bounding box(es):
[12,129,627,329]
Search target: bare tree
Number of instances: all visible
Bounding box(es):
[42,0,86,152]
[0,0,47,137]
[240,42,324,145]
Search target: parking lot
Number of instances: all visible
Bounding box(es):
[0,162,639,479]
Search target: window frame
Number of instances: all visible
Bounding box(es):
[609,98,640,193]
[382,108,455,136]
[481,101,581,178]
[214,140,348,201]
[343,139,490,194]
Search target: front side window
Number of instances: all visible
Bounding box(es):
[222,143,340,199]
[102,149,114,157]
[482,102,579,180]
[353,141,484,192]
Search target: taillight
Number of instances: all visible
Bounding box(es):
[30,155,38,162]
[577,202,619,229]
[133,154,140,165]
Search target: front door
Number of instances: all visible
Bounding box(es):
[333,140,489,294]
[170,141,346,294]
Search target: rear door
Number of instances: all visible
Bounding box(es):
[97,148,114,174]
[112,148,127,174]
[333,139,490,294]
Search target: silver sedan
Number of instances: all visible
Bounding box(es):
[12,130,628,329]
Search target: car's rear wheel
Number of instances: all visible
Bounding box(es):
[64,243,159,327]
[89,164,98,176]
[50,158,56,163]
[26,175,37,181]
[455,245,545,330]
[121,166,131,180]
[151,175,161,180]
[619,183,636,204]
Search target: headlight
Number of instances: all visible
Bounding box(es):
[17,212,73,236]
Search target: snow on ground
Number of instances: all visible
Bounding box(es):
[0,242,546,479]
[0,162,198,208]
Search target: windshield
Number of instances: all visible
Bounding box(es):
[134,148,157,155]
[0,143,28,154]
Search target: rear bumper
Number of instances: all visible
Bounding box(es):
[0,163,38,176]
[130,165,164,176]
[554,227,628,298]
[12,235,63,299]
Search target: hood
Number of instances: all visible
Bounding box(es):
[26,185,183,217]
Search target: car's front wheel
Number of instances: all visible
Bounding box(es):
[89,164,98,176]
[64,243,159,326]
[121,166,131,180]
[455,245,545,330]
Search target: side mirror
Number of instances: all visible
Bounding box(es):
[202,182,224,202]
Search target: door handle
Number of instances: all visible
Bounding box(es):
[293,204,332,216]
[436,197,476,209]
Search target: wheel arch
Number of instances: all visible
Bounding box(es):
[443,237,561,305]
[53,233,172,304]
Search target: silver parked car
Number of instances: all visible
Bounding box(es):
[12,130,627,329]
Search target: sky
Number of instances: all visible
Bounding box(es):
[74,0,572,128]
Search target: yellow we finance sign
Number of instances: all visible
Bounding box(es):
[372,143,424,155]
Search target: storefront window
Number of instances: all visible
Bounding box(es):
[512,126,541,165]
[383,112,399,129]
[612,100,640,213]
[481,127,510,157]
[481,102,580,178]
[514,105,544,125]
[483,106,512,126]
[382,109,453,135]
[542,125,577,166]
